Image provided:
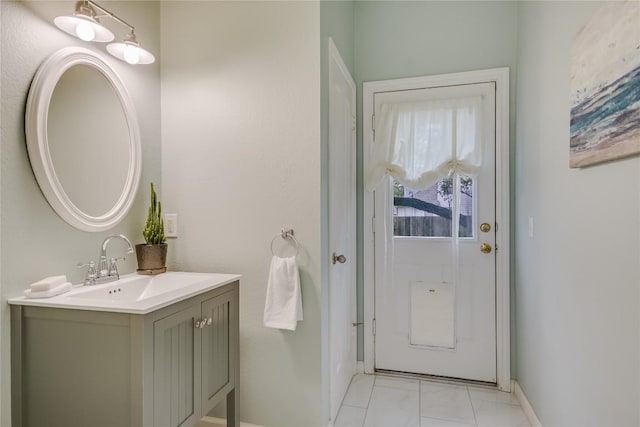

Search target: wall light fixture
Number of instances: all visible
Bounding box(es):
[54,0,155,65]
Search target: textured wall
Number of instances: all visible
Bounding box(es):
[160,2,322,426]
[515,2,639,425]
[0,1,160,424]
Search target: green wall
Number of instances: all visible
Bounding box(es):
[515,2,639,425]
[353,0,519,363]
[0,2,161,424]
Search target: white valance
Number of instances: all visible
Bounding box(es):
[366,96,484,191]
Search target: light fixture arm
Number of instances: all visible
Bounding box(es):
[82,0,135,33]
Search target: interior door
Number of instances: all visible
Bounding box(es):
[373,82,497,382]
[328,38,357,421]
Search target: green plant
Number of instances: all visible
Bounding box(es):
[142,182,166,245]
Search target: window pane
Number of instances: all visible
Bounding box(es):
[393,176,474,238]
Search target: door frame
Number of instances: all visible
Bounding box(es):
[362,68,511,391]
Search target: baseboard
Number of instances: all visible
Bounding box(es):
[197,416,264,427]
[514,381,543,427]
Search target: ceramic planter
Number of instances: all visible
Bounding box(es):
[135,243,167,275]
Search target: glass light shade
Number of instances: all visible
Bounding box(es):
[123,44,140,65]
[74,21,95,41]
[54,15,114,43]
[107,42,155,65]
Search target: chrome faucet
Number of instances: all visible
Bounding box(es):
[100,234,134,264]
[78,234,135,285]
[97,234,134,282]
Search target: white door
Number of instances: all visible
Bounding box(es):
[328,39,357,420]
[373,82,497,382]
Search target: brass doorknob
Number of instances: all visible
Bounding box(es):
[480,223,491,233]
[480,243,492,254]
[332,253,347,264]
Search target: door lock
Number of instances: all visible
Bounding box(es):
[480,223,491,232]
[332,253,347,264]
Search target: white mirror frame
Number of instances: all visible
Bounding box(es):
[26,47,142,232]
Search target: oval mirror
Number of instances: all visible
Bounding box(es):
[26,47,141,232]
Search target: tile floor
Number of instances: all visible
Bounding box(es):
[335,374,530,427]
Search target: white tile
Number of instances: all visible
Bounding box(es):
[364,384,420,427]
[420,416,476,427]
[468,387,519,405]
[343,374,375,408]
[375,375,420,391]
[473,401,530,427]
[420,382,476,425]
[335,405,366,427]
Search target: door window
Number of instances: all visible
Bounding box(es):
[393,175,475,238]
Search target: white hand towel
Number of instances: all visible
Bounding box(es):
[263,256,303,331]
[30,275,67,292]
[24,282,72,299]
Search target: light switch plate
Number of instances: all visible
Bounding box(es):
[165,214,178,238]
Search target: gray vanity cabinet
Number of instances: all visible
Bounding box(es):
[11,281,239,427]
[153,290,237,427]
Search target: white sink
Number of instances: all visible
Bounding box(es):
[9,271,240,314]
[68,272,208,302]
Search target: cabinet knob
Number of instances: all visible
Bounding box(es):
[194,317,212,329]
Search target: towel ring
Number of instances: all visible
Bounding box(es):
[270,229,300,258]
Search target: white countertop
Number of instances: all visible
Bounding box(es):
[8,271,241,314]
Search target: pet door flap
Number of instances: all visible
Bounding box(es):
[409,282,455,349]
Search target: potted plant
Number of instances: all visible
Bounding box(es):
[136,182,167,275]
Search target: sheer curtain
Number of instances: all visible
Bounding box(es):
[365,96,484,191]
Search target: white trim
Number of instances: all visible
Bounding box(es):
[514,381,543,427]
[362,68,511,391]
[25,47,142,232]
[329,39,356,95]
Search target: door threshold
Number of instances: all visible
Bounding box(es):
[374,369,497,390]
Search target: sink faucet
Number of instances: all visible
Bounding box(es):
[96,234,134,284]
[78,234,134,286]
[100,234,134,261]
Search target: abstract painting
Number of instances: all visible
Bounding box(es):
[570,1,640,168]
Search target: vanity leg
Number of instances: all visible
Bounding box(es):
[227,285,239,427]
[226,388,238,427]
[11,306,23,427]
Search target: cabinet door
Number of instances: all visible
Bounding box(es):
[154,304,201,427]
[201,290,237,415]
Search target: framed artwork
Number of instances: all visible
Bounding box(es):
[570,1,640,168]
